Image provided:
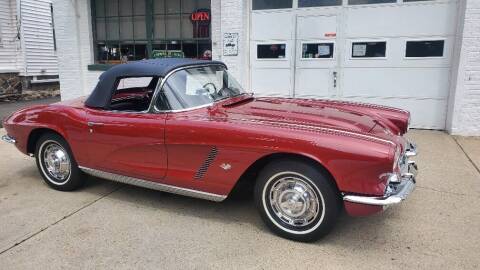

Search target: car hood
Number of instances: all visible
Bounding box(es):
[220,97,386,135]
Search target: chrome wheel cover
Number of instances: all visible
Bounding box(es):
[268,173,321,228]
[41,141,71,184]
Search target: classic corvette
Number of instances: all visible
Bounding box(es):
[2,59,417,241]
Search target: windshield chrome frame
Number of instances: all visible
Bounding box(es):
[149,63,238,114]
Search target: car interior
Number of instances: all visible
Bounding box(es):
[109,76,159,112]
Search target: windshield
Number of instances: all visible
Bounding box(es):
[158,65,246,110]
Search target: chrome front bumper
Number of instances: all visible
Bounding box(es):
[343,140,418,207]
[1,134,16,144]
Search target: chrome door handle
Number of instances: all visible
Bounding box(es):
[333,71,337,88]
[87,122,104,127]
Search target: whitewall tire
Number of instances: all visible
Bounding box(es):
[35,133,85,191]
[254,159,340,242]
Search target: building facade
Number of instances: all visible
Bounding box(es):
[0,0,59,96]
[52,0,479,135]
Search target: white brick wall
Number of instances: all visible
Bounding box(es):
[211,0,249,88]
[53,0,100,100]
[447,0,480,136]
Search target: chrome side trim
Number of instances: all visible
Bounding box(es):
[79,166,227,202]
[1,135,16,144]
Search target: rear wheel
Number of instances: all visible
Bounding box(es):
[35,133,85,191]
[254,159,340,242]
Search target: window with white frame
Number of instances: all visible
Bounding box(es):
[351,41,387,58]
[301,42,334,59]
[257,44,287,59]
[252,0,293,10]
[405,40,444,58]
[348,0,396,5]
[299,0,342,7]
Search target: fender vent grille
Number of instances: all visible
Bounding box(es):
[194,146,218,180]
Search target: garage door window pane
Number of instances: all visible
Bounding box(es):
[348,0,396,5]
[352,42,386,58]
[253,0,292,10]
[257,44,286,59]
[302,43,334,59]
[406,40,444,58]
[299,0,342,7]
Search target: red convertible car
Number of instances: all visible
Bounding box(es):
[2,59,417,242]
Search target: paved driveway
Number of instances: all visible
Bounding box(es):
[0,129,479,269]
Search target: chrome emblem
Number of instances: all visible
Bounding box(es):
[220,163,232,171]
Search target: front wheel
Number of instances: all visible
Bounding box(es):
[35,133,85,191]
[254,159,340,242]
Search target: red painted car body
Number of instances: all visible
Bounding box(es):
[3,94,412,215]
[2,60,417,218]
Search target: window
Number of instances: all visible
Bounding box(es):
[109,76,158,112]
[257,44,286,59]
[405,40,444,58]
[152,0,212,59]
[298,0,342,7]
[91,0,212,64]
[404,0,433,2]
[158,65,246,111]
[302,42,334,59]
[348,0,396,5]
[252,0,293,10]
[117,77,154,90]
[351,41,386,58]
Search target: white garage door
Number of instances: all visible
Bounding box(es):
[250,0,459,129]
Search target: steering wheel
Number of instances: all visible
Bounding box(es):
[202,83,217,95]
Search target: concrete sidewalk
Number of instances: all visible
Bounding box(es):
[0,129,479,269]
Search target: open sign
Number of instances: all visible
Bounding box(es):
[191,11,210,22]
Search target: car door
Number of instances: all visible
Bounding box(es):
[84,109,168,181]
[83,76,168,182]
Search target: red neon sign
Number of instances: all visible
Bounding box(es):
[191,11,210,22]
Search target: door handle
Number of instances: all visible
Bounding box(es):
[333,71,337,88]
[87,122,104,127]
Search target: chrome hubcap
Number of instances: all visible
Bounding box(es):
[269,175,320,227]
[42,142,71,182]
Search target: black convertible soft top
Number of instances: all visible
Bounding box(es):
[85,58,226,109]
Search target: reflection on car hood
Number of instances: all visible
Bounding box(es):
[221,97,384,135]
